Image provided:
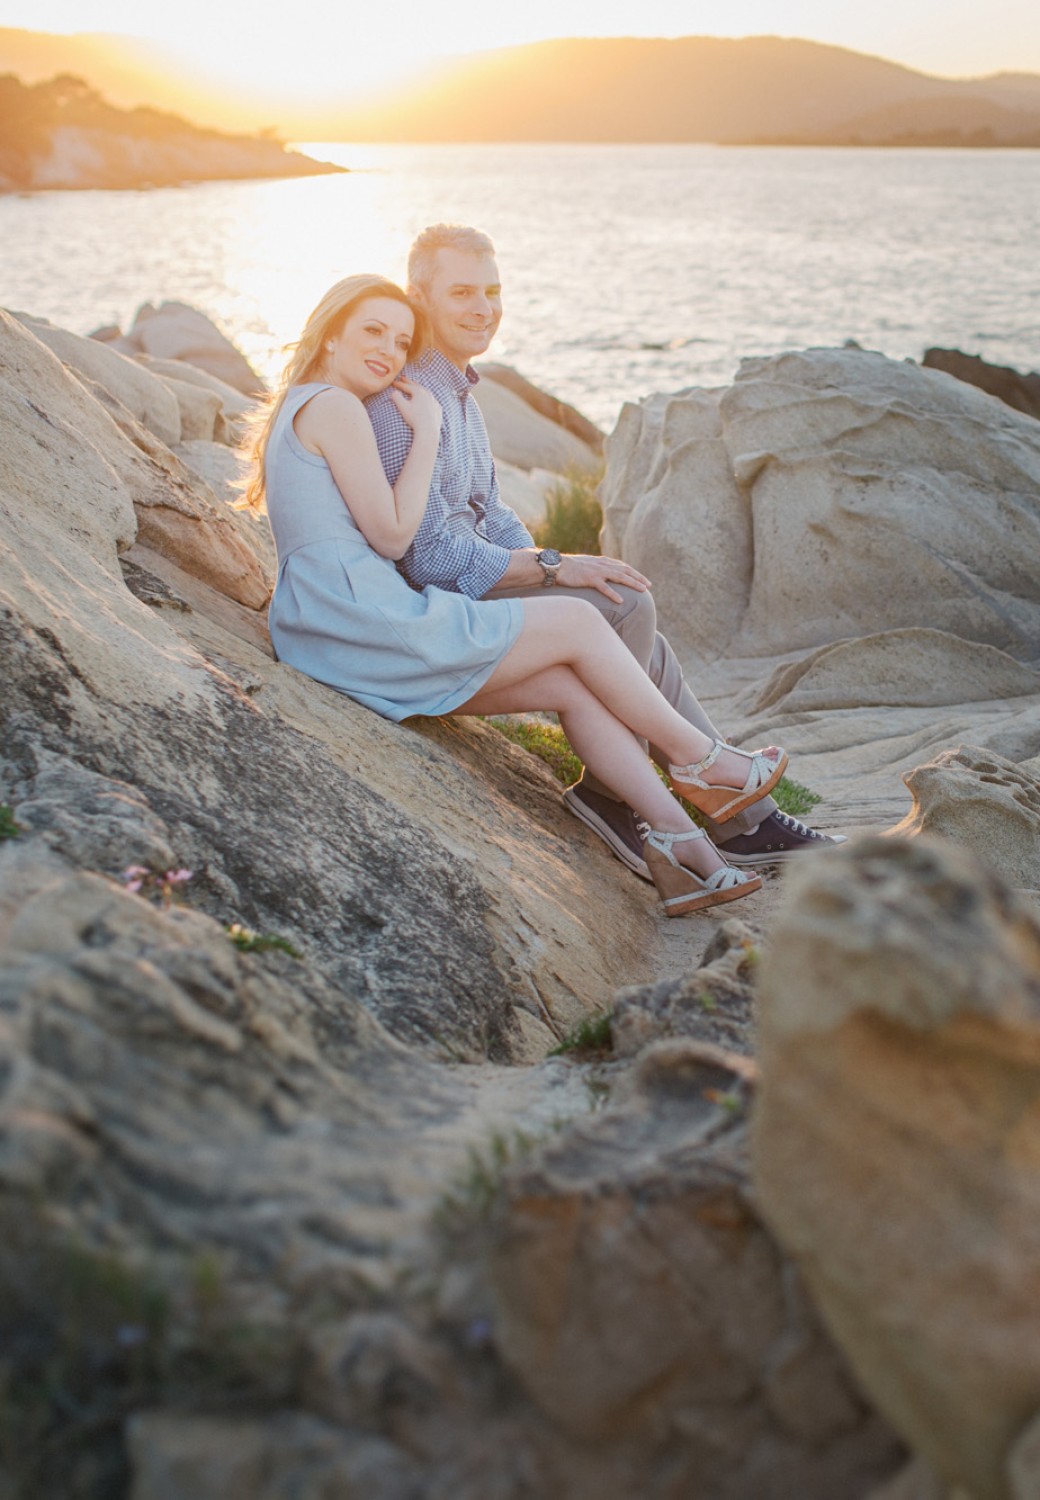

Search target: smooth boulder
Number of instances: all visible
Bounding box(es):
[126,300,267,395]
[753,835,1040,1500]
[894,745,1040,889]
[474,374,601,475]
[601,347,1040,668]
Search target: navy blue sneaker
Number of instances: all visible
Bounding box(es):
[562,784,652,882]
[717,811,847,867]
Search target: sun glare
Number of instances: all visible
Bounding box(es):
[3,0,1039,134]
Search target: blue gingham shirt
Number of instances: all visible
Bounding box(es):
[367,351,534,599]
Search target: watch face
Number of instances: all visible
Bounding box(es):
[538,549,562,566]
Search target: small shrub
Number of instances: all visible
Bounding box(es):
[533,468,604,556]
[484,716,582,784]
[549,1010,614,1057]
[773,776,822,818]
[0,805,21,841]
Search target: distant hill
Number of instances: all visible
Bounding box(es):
[1,29,1039,146]
[0,73,344,191]
[0,26,272,133]
[316,36,1040,145]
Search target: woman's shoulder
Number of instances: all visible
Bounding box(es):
[291,382,367,425]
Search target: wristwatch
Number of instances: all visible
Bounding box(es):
[536,548,562,587]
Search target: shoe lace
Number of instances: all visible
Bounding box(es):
[775,811,818,837]
[634,815,651,842]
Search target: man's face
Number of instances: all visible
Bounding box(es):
[413,248,502,369]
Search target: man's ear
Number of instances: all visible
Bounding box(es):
[407,283,427,308]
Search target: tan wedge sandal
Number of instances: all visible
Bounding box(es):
[645,828,763,917]
[668,740,788,824]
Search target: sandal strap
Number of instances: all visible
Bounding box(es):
[670,742,781,796]
[669,739,724,783]
[647,826,708,867]
[703,865,756,892]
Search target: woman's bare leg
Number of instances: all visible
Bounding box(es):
[460,664,729,878]
[468,599,777,789]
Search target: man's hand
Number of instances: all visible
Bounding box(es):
[557,553,651,604]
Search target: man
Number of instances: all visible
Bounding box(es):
[368,223,841,879]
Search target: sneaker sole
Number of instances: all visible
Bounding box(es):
[562,788,653,882]
[723,834,848,867]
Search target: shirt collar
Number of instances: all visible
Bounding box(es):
[413,347,479,394]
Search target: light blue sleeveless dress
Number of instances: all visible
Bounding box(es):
[266,383,524,721]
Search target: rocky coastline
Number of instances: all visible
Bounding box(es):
[0,74,344,192]
[0,301,1039,1498]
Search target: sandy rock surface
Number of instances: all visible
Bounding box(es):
[753,836,1040,1500]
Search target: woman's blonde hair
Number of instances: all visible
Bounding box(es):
[241,274,426,512]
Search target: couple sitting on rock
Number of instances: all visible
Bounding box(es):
[247,222,842,918]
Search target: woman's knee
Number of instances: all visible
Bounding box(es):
[550,595,607,641]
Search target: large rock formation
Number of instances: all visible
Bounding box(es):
[601,347,1040,826]
[753,835,1040,1500]
[0,305,914,1497]
[0,305,653,1065]
[602,347,1040,668]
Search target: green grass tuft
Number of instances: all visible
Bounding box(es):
[533,469,604,556]
[0,805,22,841]
[435,1129,538,1230]
[549,1010,614,1058]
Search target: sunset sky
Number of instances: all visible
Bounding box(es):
[6,0,1040,88]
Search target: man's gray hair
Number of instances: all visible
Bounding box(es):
[408,223,496,290]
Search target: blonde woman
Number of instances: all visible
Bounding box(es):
[249,275,789,914]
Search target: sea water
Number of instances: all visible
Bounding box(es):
[2,143,1038,430]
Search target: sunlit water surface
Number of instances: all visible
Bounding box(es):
[2,144,1038,429]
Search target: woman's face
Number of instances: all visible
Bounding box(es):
[323,296,415,397]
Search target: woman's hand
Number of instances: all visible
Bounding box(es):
[388,378,442,440]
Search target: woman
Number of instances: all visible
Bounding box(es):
[247,275,788,915]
